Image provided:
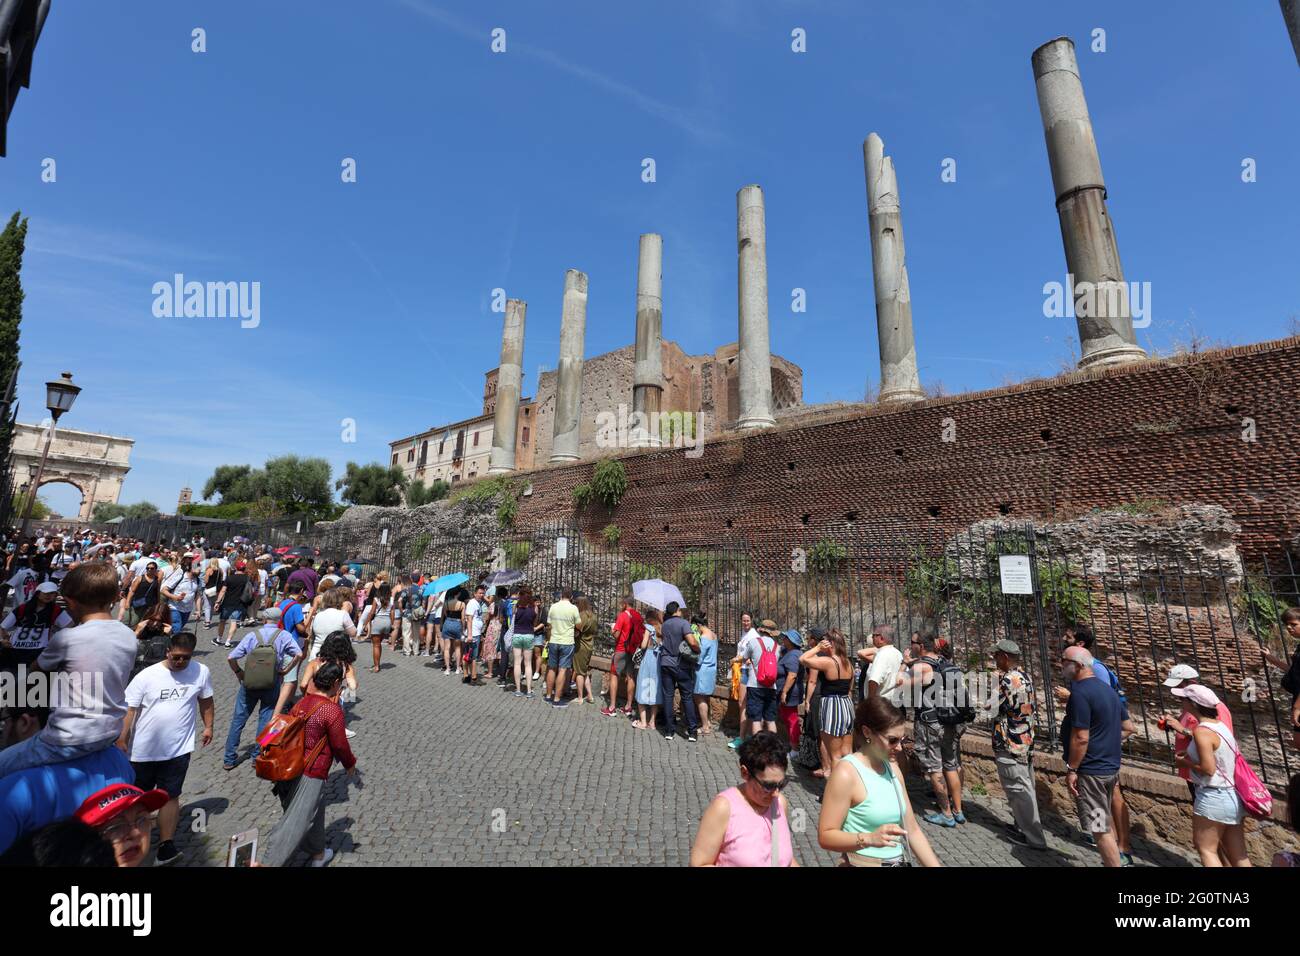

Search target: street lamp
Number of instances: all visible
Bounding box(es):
[19,372,81,536]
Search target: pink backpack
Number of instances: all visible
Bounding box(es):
[1210,726,1273,819]
[755,636,779,687]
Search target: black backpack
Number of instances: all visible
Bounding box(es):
[929,656,977,726]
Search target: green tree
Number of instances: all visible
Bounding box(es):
[92,501,160,521]
[336,461,407,507]
[201,464,263,503]
[406,478,449,507]
[11,491,50,520]
[265,455,332,514]
[0,212,28,455]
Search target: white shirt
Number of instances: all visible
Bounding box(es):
[1,604,74,650]
[465,598,485,637]
[5,568,38,605]
[737,628,763,687]
[124,660,214,761]
[866,643,904,706]
[309,607,356,660]
[163,571,201,613]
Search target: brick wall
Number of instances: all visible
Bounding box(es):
[512,337,1300,561]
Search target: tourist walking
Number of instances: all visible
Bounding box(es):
[260,662,359,867]
[223,614,303,770]
[117,631,213,865]
[364,583,393,673]
[0,580,73,668]
[689,732,796,867]
[817,696,941,867]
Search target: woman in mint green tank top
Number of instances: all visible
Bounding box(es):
[817,696,942,867]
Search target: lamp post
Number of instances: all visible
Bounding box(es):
[19,372,81,537]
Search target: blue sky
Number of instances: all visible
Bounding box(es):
[3,0,1296,516]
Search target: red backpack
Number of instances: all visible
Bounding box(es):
[755,635,779,687]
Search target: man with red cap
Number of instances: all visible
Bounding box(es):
[74,783,169,867]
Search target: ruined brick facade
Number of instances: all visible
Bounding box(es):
[513,337,1300,562]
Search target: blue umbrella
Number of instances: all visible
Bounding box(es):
[424,572,469,597]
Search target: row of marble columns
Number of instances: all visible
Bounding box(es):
[486,35,1144,472]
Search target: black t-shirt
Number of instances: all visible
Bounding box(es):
[223,573,249,605]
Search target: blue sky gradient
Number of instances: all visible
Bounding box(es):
[2,0,1296,515]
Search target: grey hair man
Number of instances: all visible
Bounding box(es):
[1060,645,1123,867]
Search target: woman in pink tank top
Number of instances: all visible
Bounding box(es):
[690,732,797,867]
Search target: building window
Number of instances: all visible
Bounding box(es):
[391,454,398,466]
[525,408,530,416]
[439,438,445,455]
[407,449,415,462]
[522,426,529,445]
[473,431,480,447]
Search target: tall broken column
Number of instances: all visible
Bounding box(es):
[735,185,775,429]
[632,233,663,445]
[550,269,588,464]
[488,297,526,474]
[1032,36,1146,368]
[863,133,925,403]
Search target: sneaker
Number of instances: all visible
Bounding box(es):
[686,732,698,742]
[622,707,634,718]
[532,672,540,681]
[309,848,335,868]
[551,698,569,709]
[601,707,615,717]
[513,690,525,698]
[344,728,356,738]
[953,811,967,824]
[661,733,675,741]
[462,676,472,684]
[525,692,535,699]
[923,812,957,828]
[1006,828,1031,847]
[1120,852,1135,867]
[727,737,743,750]
[154,841,182,866]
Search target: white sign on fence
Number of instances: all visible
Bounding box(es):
[555,536,568,561]
[380,528,389,545]
[998,554,1034,595]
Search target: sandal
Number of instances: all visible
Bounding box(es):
[370,666,380,673]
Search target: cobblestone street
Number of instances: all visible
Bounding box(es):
[161,623,1198,867]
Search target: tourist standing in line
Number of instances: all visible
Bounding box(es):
[864,625,904,706]
[776,629,804,759]
[511,588,537,698]
[689,732,796,867]
[543,588,580,705]
[657,601,700,741]
[800,628,854,780]
[818,696,942,867]
[692,613,719,734]
[441,588,465,676]
[531,597,550,682]
[604,597,643,718]
[633,609,662,730]
[1173,684,1251,867]
[462,584,487,686]
[990,639,1047,849]
[738,619,780,740]
[573,596,598,705]
[1061,646,1123,867]
[897,632,965,827]
[729,612,758,750]
[1261,607,1300,751]
[117,631,213,865]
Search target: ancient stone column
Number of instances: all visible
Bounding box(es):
[632,233,663,445]
[550,269,588,464]
[863,133,925,403]
[488,298,526,474]
[1032,36,1146,368]
[735,185,775,429]
[1282,0,1300,67]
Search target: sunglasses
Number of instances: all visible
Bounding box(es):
[750,775,789,792]
[168,654,193,664]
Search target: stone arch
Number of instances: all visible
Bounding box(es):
[10,423,134,521]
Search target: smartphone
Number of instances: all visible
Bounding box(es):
[227,828,258,867]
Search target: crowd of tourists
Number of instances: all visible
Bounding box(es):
[1,523,1297,868]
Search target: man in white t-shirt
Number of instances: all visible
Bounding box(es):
[117,630,213,865]
[461,584,487,685]
[865,625,904,707]
[4,565,38,608]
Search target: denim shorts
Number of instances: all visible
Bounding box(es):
[220,607,244,622]
[442,620,462,640]
[1193,785,1245,825]
[547,642,575,670]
